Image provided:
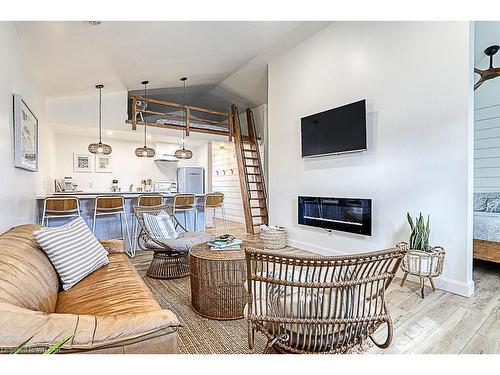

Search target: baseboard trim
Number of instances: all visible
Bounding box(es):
[288,239,475,297]
[404,273,474,297]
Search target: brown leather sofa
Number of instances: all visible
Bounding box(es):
[0,224,181,353]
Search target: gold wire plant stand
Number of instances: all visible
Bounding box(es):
[189,241,262,320]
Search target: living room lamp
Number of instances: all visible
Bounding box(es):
[88,84,112,155]
[135,80,156,158]
[175,77,193,160]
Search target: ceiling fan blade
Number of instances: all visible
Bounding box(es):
[474,78,485,91]
[474,67,485,77]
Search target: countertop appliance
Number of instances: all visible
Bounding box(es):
[154,180,177,193]
[177,167,204,194]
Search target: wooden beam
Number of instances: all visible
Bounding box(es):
[228,114,234,141]
[131,98,137,130]
[125,119,230,137]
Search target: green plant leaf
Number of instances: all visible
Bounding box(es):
[407,212,414,230]
[43,335,74,355]
[9,336,33,354]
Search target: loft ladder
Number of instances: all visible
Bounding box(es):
[231,105,268,234]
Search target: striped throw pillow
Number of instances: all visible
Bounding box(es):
[33,217,109,290]
[143,211,179,240]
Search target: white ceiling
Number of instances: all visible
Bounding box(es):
[14,21,330,109]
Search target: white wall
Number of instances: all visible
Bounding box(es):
[268,22,474,296]
[0,22,54,233]
[52,132,208,192]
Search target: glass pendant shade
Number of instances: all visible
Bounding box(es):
[135,80,155,158]
[88,84,112,155]
[174,77,193,160]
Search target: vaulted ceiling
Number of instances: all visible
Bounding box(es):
[14,21,330,111]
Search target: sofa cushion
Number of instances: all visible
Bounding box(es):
[0,224,59,313]
[33,217,109,290]
[55,253,161,316]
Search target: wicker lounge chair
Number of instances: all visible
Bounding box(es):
[244,244,407,353]
[133,204,211,279]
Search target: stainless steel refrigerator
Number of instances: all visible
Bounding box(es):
[176,167,205,194]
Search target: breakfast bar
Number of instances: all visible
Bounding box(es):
[36,192,207,244]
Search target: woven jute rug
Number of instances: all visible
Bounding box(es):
[131,251,370,354]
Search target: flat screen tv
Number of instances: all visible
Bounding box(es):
[301,99,366,157]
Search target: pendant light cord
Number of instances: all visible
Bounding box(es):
[98,86,102,143]
[144,82,148,147]
[182,78,187,148]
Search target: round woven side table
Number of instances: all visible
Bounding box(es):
[189,241,258,320]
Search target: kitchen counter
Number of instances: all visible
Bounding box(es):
[36,192,208,247]
[36,192,206,199]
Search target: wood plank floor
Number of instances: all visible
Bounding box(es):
[134,219,500,354]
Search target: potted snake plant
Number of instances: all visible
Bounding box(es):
[399,213,445,297]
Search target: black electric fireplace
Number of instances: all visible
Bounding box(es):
[298,196,372,236]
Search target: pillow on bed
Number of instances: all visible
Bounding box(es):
[143,211,179,240]
[33,217,109,290]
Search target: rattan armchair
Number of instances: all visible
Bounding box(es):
[133,204,211,279]
[245,245,407,354]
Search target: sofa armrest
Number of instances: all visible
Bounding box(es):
[0,302,180,353]
[100,239,125,254]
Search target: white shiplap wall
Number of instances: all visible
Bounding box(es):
[475,104,500,192]
[211,142,244,222]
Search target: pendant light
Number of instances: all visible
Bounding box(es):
[88,84,112,155]
[175,77,193,160]
[135,80,155,158]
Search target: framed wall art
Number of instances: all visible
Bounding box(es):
[95,154,112,173]
[13,94,38,172]
[73,153,92,172]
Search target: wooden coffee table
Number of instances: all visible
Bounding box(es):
[189,240,261,320]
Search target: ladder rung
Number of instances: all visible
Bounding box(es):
[249,189,264,192]
[244,157,259,160]
[243,148,255,152]
[249,197,266,200]
[252,214,267,217]
[253,222,268,226]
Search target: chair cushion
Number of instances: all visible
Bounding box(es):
[154,232,212,253]
[143,211,179,240]
[33,217,109,290]
[56,253,161,316]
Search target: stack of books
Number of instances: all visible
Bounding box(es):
[207,235,242,251]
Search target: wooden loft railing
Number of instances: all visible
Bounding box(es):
[127,95,234,140]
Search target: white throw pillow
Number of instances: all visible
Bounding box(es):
[143,211,179,240]
[33,217,109,290]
